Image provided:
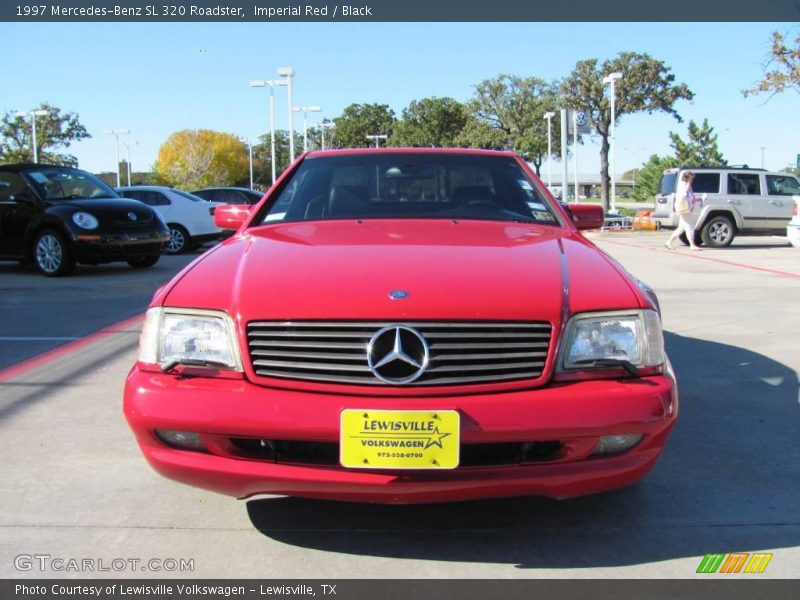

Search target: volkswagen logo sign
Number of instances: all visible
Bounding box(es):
[367,325,429,384]
[127,212,138,221]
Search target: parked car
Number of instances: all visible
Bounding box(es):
[117,186,224,254]
[788,196,800,248]
[124,148,676,504]
[0,164,168,276]
[603,212,633,229]
[652,166,798,247]
[191,187,264,205]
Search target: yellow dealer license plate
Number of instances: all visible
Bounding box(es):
[340,409,460,469]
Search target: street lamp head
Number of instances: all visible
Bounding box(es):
[249,80,267,87]
[603,72,623,84]
[15,109,48,118]
[543,112,555,119]
[306,105,322,113]
[277,66,294,77]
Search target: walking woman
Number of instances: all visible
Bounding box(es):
[666,170,703,250]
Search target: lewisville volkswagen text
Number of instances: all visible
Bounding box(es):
[124,149,678,504]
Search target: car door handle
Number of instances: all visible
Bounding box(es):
[768,200,781,205]
[727,199,741,205]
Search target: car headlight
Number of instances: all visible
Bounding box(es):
[138,307,242,371]
[560,309,664,370]
[72,211,99,230]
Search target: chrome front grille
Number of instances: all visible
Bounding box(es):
[246,321,552,386]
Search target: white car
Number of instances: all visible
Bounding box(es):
[652,167,798,247]
[117,186,224,253]
[788,196,800,248]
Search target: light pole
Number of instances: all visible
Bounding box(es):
[366,134,387,148]
[248,140,254,189]
[292,105,322,153]
[15,109,49,163]
[543,111,555,189]
[760,146,766,169]
[277,67,295,163]
[603,72,623,212]
[122,140,138,187]
[104,129,130,187]
[320,121,335,151]
[250,79,278,184]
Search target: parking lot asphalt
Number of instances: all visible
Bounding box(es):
[0,253,199,370]
[0,232,797,578]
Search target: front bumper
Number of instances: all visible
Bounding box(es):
[124,369,678,504]
[70,229,169,262]
[787,224,800,248]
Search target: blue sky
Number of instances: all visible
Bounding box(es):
[1,22,797,177]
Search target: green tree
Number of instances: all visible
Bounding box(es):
[630,154,679,202]
[456,75,560,175]
[251,129,303,189]
[332,103,396,148]
[561,52,693,208]
[0,102,90,166]
[154,129,248,190]
[390,97,469,147]
[668,119,727,167]
[743,30,800,97]
[454,116,507,150]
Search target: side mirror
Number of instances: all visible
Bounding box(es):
[214,204,252,230]
[566,204,605,230]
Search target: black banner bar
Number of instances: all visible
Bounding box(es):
[2,0,800,22]
[4,580,800,600]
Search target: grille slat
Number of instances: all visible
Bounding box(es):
[251,350,366,361]
[428,361,545,373]
[252,359,372,373]
[422,332,551,339]
[249,321,551,330]
[247,321,552,386]
[430,342,549,350]
[250,340,366,350]
[435,351,547,361]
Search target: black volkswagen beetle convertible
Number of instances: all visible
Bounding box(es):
[0,164,169,276]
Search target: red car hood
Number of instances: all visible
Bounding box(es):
[162,220,640,323]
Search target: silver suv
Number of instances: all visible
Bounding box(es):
[652,167,799,247]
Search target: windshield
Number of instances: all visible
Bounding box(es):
[26,167,119,201]
[657,172,678,195]
[172,189,204,202]
[255,153,561,226]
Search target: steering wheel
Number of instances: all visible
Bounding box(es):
[464,199,497,208]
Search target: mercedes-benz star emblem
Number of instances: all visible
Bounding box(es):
[128,212,138,221]
[367,325,429,384]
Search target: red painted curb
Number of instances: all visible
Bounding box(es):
[0,313,144,383]
[601,239,800,280]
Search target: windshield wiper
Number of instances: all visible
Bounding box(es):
[572,358,640,376]
[161,358,230,373]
